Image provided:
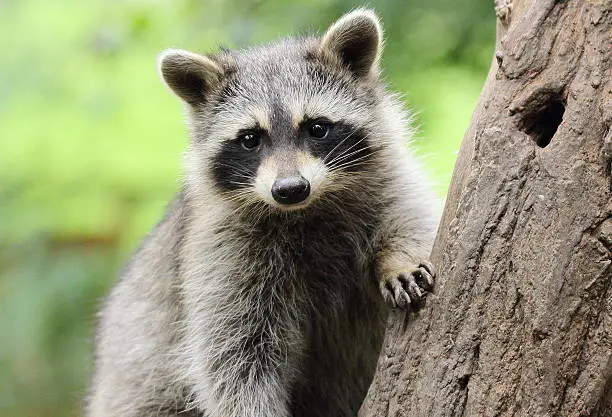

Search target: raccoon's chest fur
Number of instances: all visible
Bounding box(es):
[285,229,387,417]
[193,207,388,416]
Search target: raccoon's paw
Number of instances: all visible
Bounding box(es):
[379,261,436,310]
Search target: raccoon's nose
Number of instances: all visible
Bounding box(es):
[271,176,311,205]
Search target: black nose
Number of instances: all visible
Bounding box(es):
[271,176,311,205]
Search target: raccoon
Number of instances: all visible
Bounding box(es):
[87,8,440,417]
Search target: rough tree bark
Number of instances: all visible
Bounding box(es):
[360,1,611,416]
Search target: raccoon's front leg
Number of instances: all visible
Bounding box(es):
[377,253,436,310]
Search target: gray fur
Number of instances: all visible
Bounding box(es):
[87,9,440,417]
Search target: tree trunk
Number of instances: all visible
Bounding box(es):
[360,1,611,416]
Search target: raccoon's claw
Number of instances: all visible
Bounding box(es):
[380,261,436,310]
[414,260,436,290]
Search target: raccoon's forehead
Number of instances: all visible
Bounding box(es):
[207,45,376,139]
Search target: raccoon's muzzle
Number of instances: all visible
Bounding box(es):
[271,176,310,204]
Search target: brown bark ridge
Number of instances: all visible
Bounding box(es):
[360,1,611,416]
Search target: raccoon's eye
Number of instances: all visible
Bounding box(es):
[308,122,331,139]
[240,133,261,150]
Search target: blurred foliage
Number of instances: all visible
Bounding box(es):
[0,0,494,415]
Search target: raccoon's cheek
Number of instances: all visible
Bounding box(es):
[296,152,328,197]
[253,158,278,203]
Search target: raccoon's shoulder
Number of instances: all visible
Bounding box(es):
[119,191,188,284]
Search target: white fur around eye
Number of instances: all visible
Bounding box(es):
[206,105,271,144]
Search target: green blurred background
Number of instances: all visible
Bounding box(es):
[0,0,494,415]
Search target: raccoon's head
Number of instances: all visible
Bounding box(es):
[159,9,401,213]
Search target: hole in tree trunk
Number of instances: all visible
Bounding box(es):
[517,92,565,148]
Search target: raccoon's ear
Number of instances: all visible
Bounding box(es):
[319,9,382,78]
[158,49,223,106]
